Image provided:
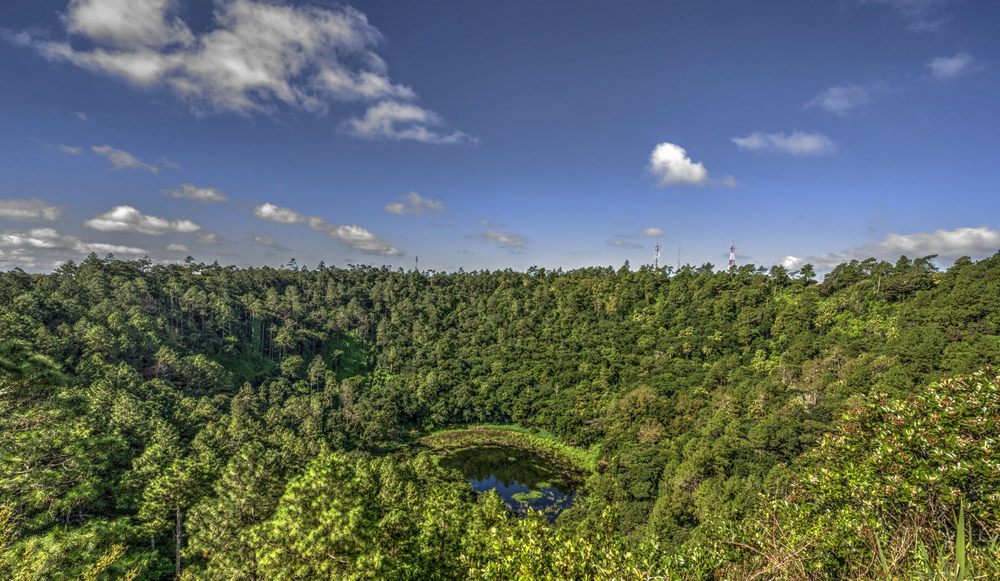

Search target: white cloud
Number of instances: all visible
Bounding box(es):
[384,192,445,215]
[806,83,885,116]
[781,255,804,270]
[344,101,474,144]
[59,144,83,155]
[85,205,200,235]
[254,202,399,256]
[12,0,467,141]
[329,225,400,255]
[254,202,304,224]
[642,227,664,237]
[862,227,1000,258]
[165,243,188,252]
[164,183,228,203]
[732,131,835,156]
[28,0,398,111]
[85,242,150,255]
[0,228,77,250]
[648,142,710,187]
[928,53,978,81]
[782,226,1000,272]
[65,0,194,49]
[74,111,89,121]
[315,68,415,102]
[0,226,147,270]
[468,230,528,251]
[198,232,218,244]
[0,198,62,221]
[92,144,159,173]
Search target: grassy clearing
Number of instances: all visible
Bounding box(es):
[420,424,597,473]
[512,490,544,502]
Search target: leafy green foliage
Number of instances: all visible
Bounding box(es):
[1,252,999,578]
[255,452,472,580]
[421,425,597,473]
[709,370,1000,579]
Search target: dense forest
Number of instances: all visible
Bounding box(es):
[1,252,998,579]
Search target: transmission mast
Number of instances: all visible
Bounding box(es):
[653,243,661,269]
[728,243,737,271]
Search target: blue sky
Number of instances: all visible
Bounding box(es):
[1,0,998,272]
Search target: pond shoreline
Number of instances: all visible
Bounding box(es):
[419,425,597,475]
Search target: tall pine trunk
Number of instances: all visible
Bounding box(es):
[175,506,182,579]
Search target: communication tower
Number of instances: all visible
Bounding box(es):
[728,243,737,271]
[653,243,661,269]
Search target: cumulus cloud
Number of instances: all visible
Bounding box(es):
[928,53,978,81]
[862,227,1000,258]
[254,202,304,224]
[732,131,835,156]
[164,183,228,203]
[782,226,1000,272]
[648,142,711,187]
[165,243,188,252]
[0,198,63,221]
[781,255,804,270]
[197,232,218,244]
[806,83,886,116]
[10,0,468,142]
[85,205,200,235]
[643,227,664,237]
[27,0,395,111]
[384,192,445,215]
[58,144,83,155]
[92,145,159,173]
[66,0,194,49]
[253,202,399,256]
[343,101,474,144]
[0,226,147,270]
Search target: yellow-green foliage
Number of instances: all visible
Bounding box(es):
[421,425,597,473]
[460,495,667,580]
[707,370,1000,579]
[3,254,1000,577]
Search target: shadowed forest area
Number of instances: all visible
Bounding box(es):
[1,253,999,579]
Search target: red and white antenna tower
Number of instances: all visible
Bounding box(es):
[728,243,736,271]
[654,243,661,269]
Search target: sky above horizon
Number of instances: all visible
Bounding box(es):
[1,0,999,273]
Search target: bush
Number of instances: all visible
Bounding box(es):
[713,370,1000,579]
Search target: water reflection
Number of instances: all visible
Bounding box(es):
[438,445,581,520]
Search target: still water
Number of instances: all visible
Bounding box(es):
[438,445,582,519]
